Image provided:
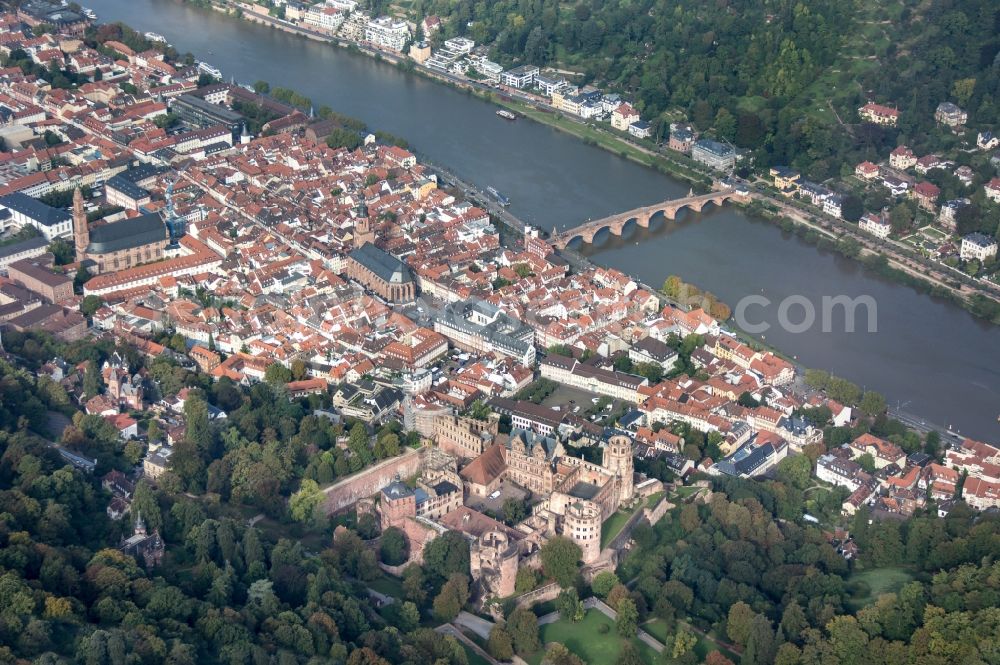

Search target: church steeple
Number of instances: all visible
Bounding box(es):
[72,187,88,261]
[353,202,374,248]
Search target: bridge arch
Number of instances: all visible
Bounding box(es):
[552,190,743,249]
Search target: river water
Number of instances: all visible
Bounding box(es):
[87,0,999,440]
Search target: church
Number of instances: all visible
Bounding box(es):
[73,188,169,274]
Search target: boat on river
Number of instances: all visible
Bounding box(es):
[496,109,516,121]
[198,61,223,79]
[486,186,510,206]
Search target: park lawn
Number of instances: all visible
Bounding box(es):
[641,618,669,643]
[646,491,665,508]
[847,567,915,610]
[642,619,739,663]
[526,610,659,665]
[368,574,405,599]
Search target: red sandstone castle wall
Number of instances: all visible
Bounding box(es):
[320,447,425,514]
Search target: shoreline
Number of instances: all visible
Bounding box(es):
[181,0,1000,325]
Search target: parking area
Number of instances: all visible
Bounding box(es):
[538,384,629,425]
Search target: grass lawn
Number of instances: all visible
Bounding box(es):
[461,644,491,665]
[601,509,634,549]
[646,491,665,508]
[526,610,659,665]
[642,619,739,662]
[641,618,669,643]
[368,574,405,599]
[847,567,915,610]
[672,485,703,499]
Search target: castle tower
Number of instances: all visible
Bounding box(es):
[564,501,601,563]
[72,187,88,260]
[471,530,519,599]
[379,478,416,531]
[604,434,635,506]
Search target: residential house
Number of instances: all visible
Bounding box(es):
[770,166,801,193]
[628,121,652,139]
[854,161,879,181]
[691,139,736,171]
[977,131,998,151]
[847,433,906,469]
[611,103,640,132]
[668,127,695,154]
[938,199,970,231]
[960,233,998,262]
[889,145,917,170]
[817,453,871,492]
[859,212,891,239]
[915,154,946,175]
[964,477,1000,511]
[881,175,909,197]
[911,181,940,211]
[985,178,1000,204]
[823,193,843,219]
[858,102,899,126]
[934,102,967,127]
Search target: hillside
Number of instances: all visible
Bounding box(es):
[415,0,999,177]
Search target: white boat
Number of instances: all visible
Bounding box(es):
[496,109,516,121]
[486,186,510,206]
[81,7,97,19]
[144,32,167,44]
[198,61,223,79]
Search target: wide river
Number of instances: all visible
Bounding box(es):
[88,0,999,440]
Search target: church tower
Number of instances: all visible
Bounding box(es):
[72,187,88,261]
[353,202,374,248]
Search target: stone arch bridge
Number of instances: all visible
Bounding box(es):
[550,188,748,249]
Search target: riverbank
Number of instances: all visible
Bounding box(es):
[194,0,715,189]
[745,198,1000,324]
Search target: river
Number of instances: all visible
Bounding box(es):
[86,0,999,440]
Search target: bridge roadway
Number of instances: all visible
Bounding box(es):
[550,188,747,249]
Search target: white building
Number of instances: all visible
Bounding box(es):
[304,5,345,31]
[960,233,998,262]
[0,192,72,240]
[539,355,648,403]
[534,74,567,97]
[859,212,891,239]
[433,299,536,366]
[691,139,736,171]
[816,453,868,491]
[499,65,539,89]
[325,0,357,9]
[473,59,503,83]
[823,193,843,219]
[365,16,410,52]
[443,37,475,54]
